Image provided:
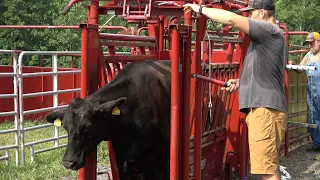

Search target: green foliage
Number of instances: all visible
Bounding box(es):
[0,0,319,66]
[0,120,109,179]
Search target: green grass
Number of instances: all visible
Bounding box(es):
[0,120,109,180]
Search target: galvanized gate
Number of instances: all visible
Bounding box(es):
[0,50,19,165]
[0,50,81,165]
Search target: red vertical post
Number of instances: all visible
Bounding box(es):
[40,55,44,103]
[158,16,164,59]
[79,24,97,180]
[280,24,290,156]
[159,17,164,50]
[193,17,207,180]
[170,26,180,180]
[181,12,192,180]
[78,1,99,180]
[72,56,76,98]
[39,56,43,67]
[80,26,88,102]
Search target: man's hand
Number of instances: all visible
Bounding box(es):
[221,79,239,93]
[183,3,201,18]
[288,60,294,65]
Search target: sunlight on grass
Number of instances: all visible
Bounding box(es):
[0,120,110,179]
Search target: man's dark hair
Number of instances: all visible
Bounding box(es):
[266,10,275,17]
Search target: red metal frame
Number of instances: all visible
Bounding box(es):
[60,0,257,180]
[1,0,306,179]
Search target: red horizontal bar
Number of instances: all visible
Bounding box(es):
[192,30,239,35]
[101,41,155,47]
[0,25,126,30]
[99,33,156,42]
[103,55,156,62]
[194,74,227,87]
[0,25,79,29]
[289,50,308,54]
[286,32,309,35]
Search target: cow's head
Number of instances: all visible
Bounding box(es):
[46,97,127,170]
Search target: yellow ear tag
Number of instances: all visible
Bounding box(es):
[54,118,62,127]
[112,106,120,115]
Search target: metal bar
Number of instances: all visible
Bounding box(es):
[170,26,180,180]
[0,72,17,77]
[52,54,60,148]
[1,114,12,124]
[24,135,67,147]
[22,89,80,98]
[21,72,56,77]
[0,155,9,161]
[18,52,25,164]
[103,55,156,61]
[23,91,55,98]
[58,70,81,74]
[0,128,18,134]
[0,25,80,29]
[35,144,67,154]
[289,44,309,49]
[59,88,81,93]
[24,123,53,131]
[0,94,17,98]
[30,146,35,163]
[280,24,290,157]
[0,145,18,151]
[0,25,122,29]
[23,105,68,115]
[182,14,192,180]
[203,35,243,43]
[21,70,80,77]
[286,64,316,71]
[79,4,98,178]
[289,50,309,54]
[99,33,156,42]
[193,74,228,87]
[101,41,156,47]
[194,17,207,180]
[288,121,318,128]
[18,51,81,56]
[286,31,309,35]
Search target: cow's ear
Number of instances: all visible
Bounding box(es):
[46,111,64,123]
[96,97,127,113]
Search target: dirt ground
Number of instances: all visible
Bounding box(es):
[278,140,320,180]
[249,139,320,180]
[96,139,320,180]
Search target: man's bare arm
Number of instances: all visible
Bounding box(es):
[183,4,250,34]
[201,7,249,34]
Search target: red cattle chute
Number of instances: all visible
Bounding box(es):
[57,0,272,180]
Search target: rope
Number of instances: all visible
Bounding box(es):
[205,21,213,128]
[98,15,116,32]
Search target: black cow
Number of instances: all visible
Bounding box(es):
[46,60,171,179]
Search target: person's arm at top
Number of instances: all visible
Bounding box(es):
[183,4,249,34]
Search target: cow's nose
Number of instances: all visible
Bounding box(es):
[62,161,75,169]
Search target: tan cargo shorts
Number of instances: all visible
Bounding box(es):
[246,107,288,174]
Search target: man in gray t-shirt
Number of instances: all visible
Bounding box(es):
[239,18,288,115]
[184,0,288,179]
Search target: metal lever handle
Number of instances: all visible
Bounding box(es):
[62,5,71,15]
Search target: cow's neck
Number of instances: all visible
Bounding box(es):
[87,77,132,104]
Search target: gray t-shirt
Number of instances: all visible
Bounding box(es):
[238,18,288,114]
